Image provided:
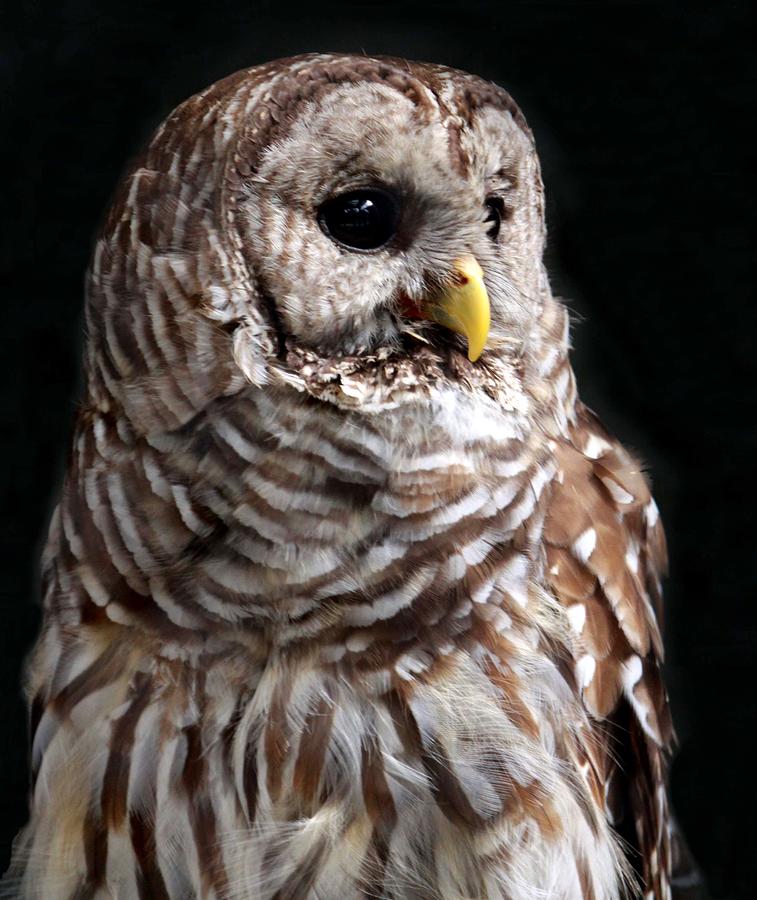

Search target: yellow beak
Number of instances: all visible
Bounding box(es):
[420,255,491,362]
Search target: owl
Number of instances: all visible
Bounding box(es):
[4,54,689,899]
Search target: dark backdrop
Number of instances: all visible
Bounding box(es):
[1,1,754,897]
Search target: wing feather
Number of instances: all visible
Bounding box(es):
[545,403,674,897]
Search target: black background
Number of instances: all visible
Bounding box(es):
[1,1,754,897]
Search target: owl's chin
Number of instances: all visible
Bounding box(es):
[273,331,507,414]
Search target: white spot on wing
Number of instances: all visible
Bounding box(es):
[600,476,635,505]
[624,546,639,574]
[566,603,586,635]
[583,433,612,459]
[622,654,661,742]
[576,654,596,688]
[622,654,643,689]
[573,528,597,562]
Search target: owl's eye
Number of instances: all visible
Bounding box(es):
[484,196,505,240]
[318,190,399,252]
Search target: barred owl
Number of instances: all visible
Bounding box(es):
[5,54,684,899]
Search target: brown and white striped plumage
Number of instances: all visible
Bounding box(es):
[5,54,676,899]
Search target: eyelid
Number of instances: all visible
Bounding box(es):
[485,167,517,190]
[315,177,394,207]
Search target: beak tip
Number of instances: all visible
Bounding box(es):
[467,342,485,363]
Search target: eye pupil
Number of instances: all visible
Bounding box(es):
[318,190,399,251]
[484,197,504,240]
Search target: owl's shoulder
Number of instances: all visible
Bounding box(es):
[544,402,676,895]
[544,403,668,727]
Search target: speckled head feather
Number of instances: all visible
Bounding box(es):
[85,53,550,425]
[4,54,690,900]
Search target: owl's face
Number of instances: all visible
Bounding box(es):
[85,56,551,429]
[235,77,545,367]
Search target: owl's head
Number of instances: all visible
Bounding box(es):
[85,55,554,429]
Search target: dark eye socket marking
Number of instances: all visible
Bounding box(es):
[318,189,400,252]
[484,196,506,240]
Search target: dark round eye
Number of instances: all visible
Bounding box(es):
[318,189,399,251]
[484,196,505,240]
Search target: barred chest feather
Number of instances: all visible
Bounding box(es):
[7,343,657,900]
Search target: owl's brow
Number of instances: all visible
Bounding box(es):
[232,57,437,180]
[230,56,530,190]
[393,64,524,180]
